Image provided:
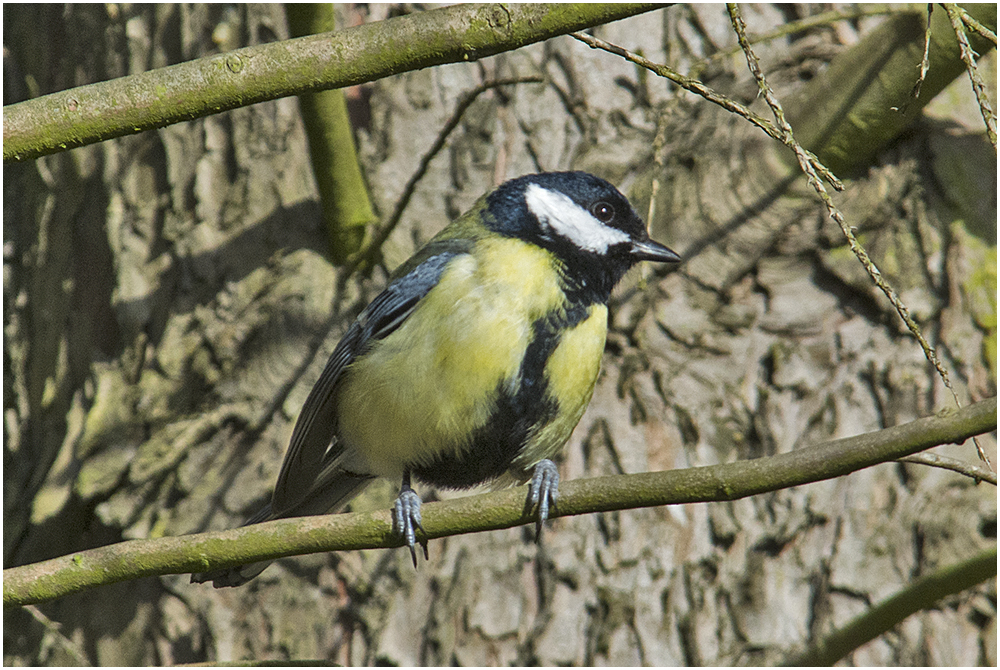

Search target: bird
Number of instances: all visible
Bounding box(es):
[191,171,680,587]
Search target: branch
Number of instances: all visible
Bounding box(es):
[898,452,998,484]
[4,397,994,608]
[956,4,998,45]
[727,1,993,470]
[785,547,997,666]
[691,4,913,78]
[569,30,843,190]
[286,3,374,263]
[3,3,660,162]
[943,3,998,150]
[783,3,996,175]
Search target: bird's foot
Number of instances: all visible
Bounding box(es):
[394,479,427,566]
[527,459,560,540]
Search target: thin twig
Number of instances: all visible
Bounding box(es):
[25,605,91,665]
[692,4,910,78]
[943,3,998,151]
[725,3,993,470]
[912,4,934,100]
[898,453,997,485]
[347,76,543,278]
[957,5,998,46]
[569,31,843,191]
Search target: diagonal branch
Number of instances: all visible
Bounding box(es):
[569,30,844,190]
[727,2,993,469]
[898,452,998,484]
[4,397,994,608]
[3,3,660,162]
[943,3,998,150]
[784,547,997,666]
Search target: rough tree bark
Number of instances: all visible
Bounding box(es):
[4,4,996,666]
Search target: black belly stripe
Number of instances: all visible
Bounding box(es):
[411,303,592,489]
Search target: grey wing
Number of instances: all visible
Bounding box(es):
[269,251,462,516]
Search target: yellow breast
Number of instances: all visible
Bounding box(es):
[512,303,607,474]
[335,238,574,480]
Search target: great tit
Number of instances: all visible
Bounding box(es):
[192,171,680,587]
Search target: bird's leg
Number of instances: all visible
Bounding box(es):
[527,458,560,540]
[393,470,426,566]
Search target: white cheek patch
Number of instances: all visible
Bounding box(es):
[525,183,630,253]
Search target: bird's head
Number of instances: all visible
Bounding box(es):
[484,172,680,301]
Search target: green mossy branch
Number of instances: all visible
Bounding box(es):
[286,4,374,263]
[785,547,997,666]
[3,3,660,163]
[784,3,997,176]
[4,397,994,608]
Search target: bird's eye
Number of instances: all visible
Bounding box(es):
[591,201,615,223]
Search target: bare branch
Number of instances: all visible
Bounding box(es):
[943,3,998,150]
[568,31,843,190]
[785,547,997,666]
[912,4,934,100]
[3,4,660,162]
[956,5,998,47]
[726,2,992,469]
[4,397,994,608]
[898,452,998,484]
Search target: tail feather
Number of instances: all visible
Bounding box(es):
[190,560,273,588]
[190,472,374,588]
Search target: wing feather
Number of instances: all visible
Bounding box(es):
[270,250,464,514]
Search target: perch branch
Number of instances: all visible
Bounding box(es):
[4,397,994,607]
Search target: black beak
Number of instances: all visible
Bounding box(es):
[631,238,681,263]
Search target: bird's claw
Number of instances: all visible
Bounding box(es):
[394,485,426,566]
[527,459,560,540]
